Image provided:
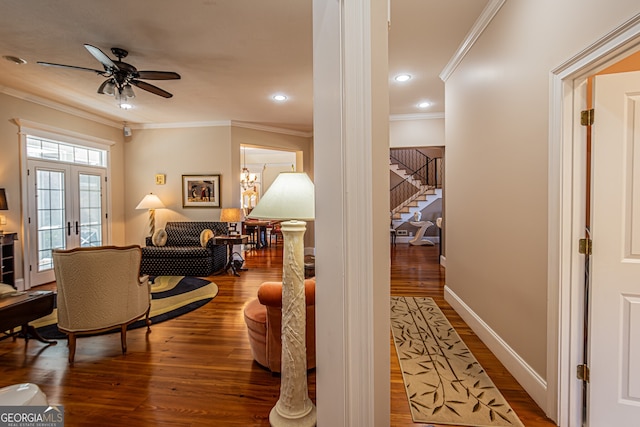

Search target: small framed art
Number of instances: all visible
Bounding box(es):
[182,174,221,208]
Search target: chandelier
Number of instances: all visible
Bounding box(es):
[241,147,257,190]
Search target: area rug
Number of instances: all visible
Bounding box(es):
[32,276,218,340]
[390,296,524,427]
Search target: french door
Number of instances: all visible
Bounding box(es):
[27,160,106,286]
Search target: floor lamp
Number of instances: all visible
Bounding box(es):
[248,172,316,427]
[136,193,165,236]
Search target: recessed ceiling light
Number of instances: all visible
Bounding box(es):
[417,101,431,109]
[119,103,133,110]
[394,74,411,82]
[3,55,27,65]
[272,94,287,102]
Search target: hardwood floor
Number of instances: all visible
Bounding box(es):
[0,243,556,426]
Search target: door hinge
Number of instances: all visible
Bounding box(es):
[577,364,590,382]
[581,109,594,126]
[579,238,592,255]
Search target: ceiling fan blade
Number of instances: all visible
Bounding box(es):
[130,80,173,98]
[136,71,181,80]
[84,44,119,72]
[37,61,107,75]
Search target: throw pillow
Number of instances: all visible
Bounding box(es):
[152,228,168,246]
[200,228,214,247]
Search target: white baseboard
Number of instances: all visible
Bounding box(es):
[15,278,25,291]
[444,285,548,410]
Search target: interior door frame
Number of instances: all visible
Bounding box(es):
[16,119,115,291]
[549,15,640,426]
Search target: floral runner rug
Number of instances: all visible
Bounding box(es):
[390,296,525,427]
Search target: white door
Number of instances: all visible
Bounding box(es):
[589,70,640,425]
[27,160,106,286]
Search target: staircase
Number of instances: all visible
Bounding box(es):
[389,149,443,228]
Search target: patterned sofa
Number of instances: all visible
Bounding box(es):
[140,221,228,277]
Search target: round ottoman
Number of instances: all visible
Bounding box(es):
[243,298,269,369]
[0,383,48,406]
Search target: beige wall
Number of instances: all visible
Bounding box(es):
[123,126,232,245]
[444,0,639,382]
[230,126,314,245]
[0,93,124,284]
[390,117,444,147]
[123,124,313,246]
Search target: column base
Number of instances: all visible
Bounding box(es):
[269,402,316,427]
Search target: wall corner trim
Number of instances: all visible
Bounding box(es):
[444,285,548,411]
[439,0,507,82]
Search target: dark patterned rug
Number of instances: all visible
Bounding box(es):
[33,276,218,340]
[390,296,524,427]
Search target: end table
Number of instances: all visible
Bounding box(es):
[215,235,249,276]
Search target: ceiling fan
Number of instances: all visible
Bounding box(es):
[37,44,181,101]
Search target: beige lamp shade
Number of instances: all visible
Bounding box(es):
[135,194,165,210]
[136,193,165,236]
[247,172,314,221]
[220,207,243,223]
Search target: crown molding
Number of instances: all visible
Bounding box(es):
[0,86,122,129]
[132,121,231,130]
[231,121,313,138]
[13,118,117,147]
[439,0,507,82]
[389,112,444,121]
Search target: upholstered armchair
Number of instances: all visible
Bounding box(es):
[243,278,316,372]
[52,245,151,364]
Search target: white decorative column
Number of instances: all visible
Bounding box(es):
[270,219,316,427]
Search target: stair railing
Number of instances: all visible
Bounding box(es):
[390,149,442,212]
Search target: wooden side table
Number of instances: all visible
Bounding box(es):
[0,290,57,344]
[214,235,249,276]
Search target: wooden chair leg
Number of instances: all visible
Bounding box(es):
[120,325,127,354]
[145,306,152,331]
[67,333,76,364]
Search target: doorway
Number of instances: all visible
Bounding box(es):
[552,17,640,426]
[26,160,107,286]
[17,123,113,290]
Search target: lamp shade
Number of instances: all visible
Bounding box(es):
[0,189,7,211]
[136,194,165,210]
[220,207,243,223]
[247,172,314,221]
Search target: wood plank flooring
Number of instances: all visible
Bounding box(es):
[0,243,556,426]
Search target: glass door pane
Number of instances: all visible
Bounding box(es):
[78,172,102,247]
[36,168,66,272]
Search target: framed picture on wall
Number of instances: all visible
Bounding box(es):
[182,174,221,207]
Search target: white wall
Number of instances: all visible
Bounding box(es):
[443,0,639,413]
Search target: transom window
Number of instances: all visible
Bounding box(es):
[26,136,107,167]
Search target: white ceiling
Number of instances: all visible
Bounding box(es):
[0,0,488,133]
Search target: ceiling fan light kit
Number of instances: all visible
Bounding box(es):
[37,44,180,109]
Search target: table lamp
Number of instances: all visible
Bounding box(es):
[0,188,8,234]
[136,193,165,236]
[247,172,316,426]
[219,208,243,235]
